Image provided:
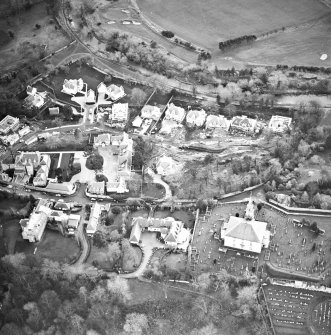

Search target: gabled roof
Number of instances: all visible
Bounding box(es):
[129,222,141,243]
[164,231,177,243]
[224,216,266,243]
[141,105,161,120]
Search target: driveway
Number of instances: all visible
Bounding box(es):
[145,167,172,200]
[70,152,96,183]
[97,146,119,182]
[120,232,165,279]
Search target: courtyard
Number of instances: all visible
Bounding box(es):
[191,202,261,275]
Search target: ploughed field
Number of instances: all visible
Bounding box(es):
[138,0,331,66]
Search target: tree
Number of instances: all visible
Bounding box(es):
[104,74,112,84]
[62,105,73,121]
[131,88,147,106]
[132,137,154,169]
[74,129,82,140]
[161,31,174,38]
[86,153,104,170]
[123,313,148,334]
[96,174,108,182]
[110,230,121,242]
[106,242,121,266]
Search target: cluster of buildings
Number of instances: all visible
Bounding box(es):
[20,199,81,242]
[61,78,127,126]
[132,104,162,134]
[87,132,133,196]
[130,216,191,251]
[23,86,48,110]
[0,151,76,194]
[0,115,33,146]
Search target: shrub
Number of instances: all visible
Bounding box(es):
[86,153,104,170]
[161,30,175,38]
[111,206,122,215]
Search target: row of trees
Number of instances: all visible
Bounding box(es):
[276,64,331,75]
[219,35,257,51]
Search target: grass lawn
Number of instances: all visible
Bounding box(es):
[60,153,73,170]
[142,182,165,199]
[223,13,331,67]
[139,0,327,48]
[0,2,69,69]
[48,153,60,178]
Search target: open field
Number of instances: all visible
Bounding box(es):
[0,3,69,69]
[263,284,331,335]
[222,13,331,67]
[139,0,328,49]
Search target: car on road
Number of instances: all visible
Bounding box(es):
[7,185,13,189]
[91,198,96,201]
[55,194,61,197]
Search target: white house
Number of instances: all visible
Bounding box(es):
[97,83,125,101]
[230,116,257,133]
[68,214,80,229]
[18,126,31,137]
[5,133,19,146]
[186,109,206,127]
[62,78,84,95]
[24,86,46,109]
[132,115,143,128]
[268,115,292,133]
[49,107,60,116]
[86,202,101,235]
[106,177,128,193]
[0,115,19,135]
[111,103,128,123]
[86,89,96,104]
[94,133,111,147]
[25,135,38,146]
[88,181,105,195]
[205,115,230,130]
[45,182,76,195]
[164,103,186,123]
[20,212,48,242]
[130,217,190,251]
[141,105,161,121]
[156,156,177,176]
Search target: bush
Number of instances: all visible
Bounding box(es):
[161,31,174,38]
[86,153,104,170]
[111,206,122,215]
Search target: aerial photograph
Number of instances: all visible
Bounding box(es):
[0,0,330,334]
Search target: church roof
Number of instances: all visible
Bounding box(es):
[224,216,266,243]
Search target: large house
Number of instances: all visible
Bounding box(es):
[18,126,31,138]
[20,201,52,242]
[106,177,128,193]
[0,115,19,135]
[94,133,111,147]
[45,182,76,195]
[220,198,270,253]
[24,86,46,109]
[14,151,50,186]
[205,115,230,130]
[130,217,190,251]
[88,181,105,195]
[230,116,257,134]
[268,115,292,133]
[62,78,84,95]
[4,133,19,146]
[33,155,51,187]
[186,109,206,127]
[164,103,186,123]
[97,83,125,101]
[156,156,178,176]
[141,105,161,121]
[86,202,101,235]
[111,103,129,123]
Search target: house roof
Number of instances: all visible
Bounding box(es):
[165,103,186,123]
[231,116,256,131]
[94,133,111,145]
[49,107,60,115]
[15,152,40,166]
[132,115,143,127]
[86,89,96,103]
[164,231,177,243]
[46,182,74,193]
[186,109,206,126]
[141,105,161,120]
[87,202,101,234]
[88,181,105,195]
[129,222,141,243]
[112,103,128,120]
[268,115,292,132]
[0,115,19,132]
[224,216,267,243]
